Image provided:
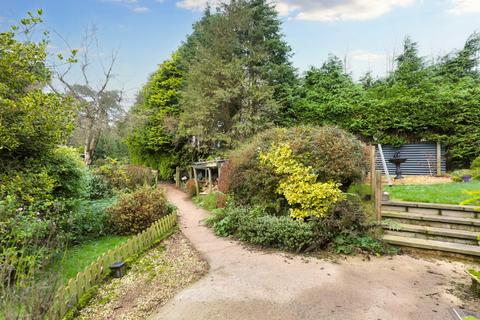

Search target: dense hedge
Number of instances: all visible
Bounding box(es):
[219,126,369,212]
[0,147,90,249]
[108,186,172,235]
[92,159,157,191]
[205,194,390,254]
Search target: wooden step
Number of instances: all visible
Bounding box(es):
[384,223,479,240]
[383,235,480,257]
[383,200,478,212]
[382,211,480,232]
[382,201,479,219]
[383,223,479,245]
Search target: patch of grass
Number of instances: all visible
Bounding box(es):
[63,285,100,320]
[386,181,480,205]
[193,192,221,211]
[468,269,480,279]
[60,235,130,283]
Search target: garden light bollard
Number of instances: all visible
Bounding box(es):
[109,261,126,278]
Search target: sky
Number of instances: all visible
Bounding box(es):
[1,0,480,106]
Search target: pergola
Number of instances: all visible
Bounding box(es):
[190,159,226,194]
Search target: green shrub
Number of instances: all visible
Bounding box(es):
[207,207,240,237]
[194,192,223,211]
[1,241,62,320]
[205,193,389,254]
[347,183,372,201]
[259,143,344,219]
[1,205,53,247]
[62,199,114,244]
[44,146,89,199]
[93,158,131,190]
[451,169,477,182]
[108,186,170,235]
[237,214,314,252]
[1,147,88,205]
[155,155,177,181]
[461,190,480,207]
[87,174,113,200]
[123,164,156,188]
[0,147,92,273]
[471,156,480,169]
[208,205,314,252]
[0,147,89,245]
[0,168,56,211]
[93,160,156,191]
[219,126,369,210]
[306,194,369,249]
[331,233,395,255]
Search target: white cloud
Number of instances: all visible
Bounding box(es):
[285,0,415,22]
[176,0,221,10]
[132,6,150,13]
[449,0,480,15]
[349,50,385,61]
[101,0,151,13]
[176,0,415,21]
[275,2,299,16]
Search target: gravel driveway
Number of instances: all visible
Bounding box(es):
[150,186,479,320]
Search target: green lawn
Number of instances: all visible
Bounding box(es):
[59,235,129,283]
[193,192,221,211]
[386,181,480,205]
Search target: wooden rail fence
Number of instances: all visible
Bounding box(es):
[49,213,177,319]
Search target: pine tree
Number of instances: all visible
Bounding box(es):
[294,55,365,130]
[126,53,184,178]
[178,0,296,157]
[437,32,480,81]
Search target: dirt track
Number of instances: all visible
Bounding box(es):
[150,186,479,320]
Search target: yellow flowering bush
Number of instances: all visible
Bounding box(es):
[259,144,344,220]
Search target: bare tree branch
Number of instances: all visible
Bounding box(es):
[48,26,121,165]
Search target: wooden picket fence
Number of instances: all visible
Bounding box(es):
[49,213,177,319]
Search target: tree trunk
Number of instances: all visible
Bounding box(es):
[84,147,94,166]
[84,116,100,165]
[84,129,101,165]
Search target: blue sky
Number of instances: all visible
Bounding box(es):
[1,0,479,105]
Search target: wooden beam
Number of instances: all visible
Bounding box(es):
[193,168,199,195]
[436,142,442,176]
[370,145,376,197]
[375,170,382,221]
[207,168,212,193]
[377,144,392,186]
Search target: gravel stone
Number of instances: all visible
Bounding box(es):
[76,232,208,320]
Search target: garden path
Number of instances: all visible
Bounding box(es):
[150,185,479,320]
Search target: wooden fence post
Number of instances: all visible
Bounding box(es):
[207,168,212,193]
[370,145,376,197]
[436,142,442,176]
[193,168,199,195]
[375,170,382,221]
[175,167,180,187]
[51,214,177,320]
